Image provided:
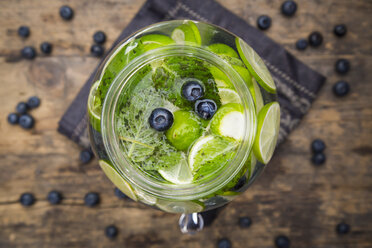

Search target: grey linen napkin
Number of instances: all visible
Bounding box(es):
[58,0,326,148]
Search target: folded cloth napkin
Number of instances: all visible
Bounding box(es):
[57,0,326,225]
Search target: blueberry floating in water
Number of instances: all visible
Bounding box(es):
[281,1,297,17]
[20,193,35,206]
[182,81,204,101]
[311,139,326,153]
[308,31,323,47]
[217,238,232,248]
[335,59,350,74]
[93,31,106,44]
[40,42,52,54]
[238,217,252,228]
[27,96,41,109]
[334,24,347,37]
[80,149,93,164]
[7,113,19,125]
[21,46,36,60]
[195,99,217,120]
[59,5,74,20]
[91,44,104,57]
[105,225,118,238]
[47,190,63,205]
[149,108,174,131]
[336,222,350,234]
[333,81,350,97]
[19,114,34,129]
[296,39,308,50]
[275,235,290,248]
[311,152,326,165]
[18,26,30,38]
[84,192,100,207]
[257,15,271,30]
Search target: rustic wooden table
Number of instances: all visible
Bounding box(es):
[1,0,371,247]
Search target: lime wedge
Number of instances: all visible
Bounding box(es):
[207,43,239,58]
[188,21,202,45]
[210,103,245,141]
[218,88,241,105]
[88,80,102,131]
[235,38,276,93]
[156,199,204,213]
[253,102,280,164]
[98,160,137,201]
[158,155,193,185]
[171,23,197,45]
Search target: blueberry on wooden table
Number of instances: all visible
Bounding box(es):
[91,44,104,57]
[7,113,19,125]
[114,188,129,200]
[27,96,41,109]
[47,191,63,205]
[238,216,252,228]
[311,152,326,165]
[40,42,52,54]
[334,24,347,37]
[275,235,290,248]
[281,1,297,17]
[217,238,231,248]
[16,102,29,114]
[333,81,350,97]
[336,222,350,234]
[105,225,118,239]
[195,99,217,120]
[308,31,323,47]
[84,192,100,207]
[335,59,350,74]
[59,5,74,20]
[19,114,34,129]
[93,31,106,44]
[20,193,35,206]
[80,149,93,164]
[311,139,326,153]
[149,108,174,131]
[257,15,271,30]
[182,81,204,101]
[18,26,30,38]
[21,46,36,60]
[295,39,308,50]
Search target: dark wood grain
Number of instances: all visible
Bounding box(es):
[0,0,371,247]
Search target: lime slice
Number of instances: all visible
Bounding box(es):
[88,80,102,131]
[232,65,251,83]
[134,187,157,205]
[188,21,202,45]
[253,102,280,164]
[209,66,233,88]
[210,103,245,141]
[207,43,239,58]
[235,37,276,93]
[158,155,193,185]
[218,88,241,105]
[98,160,137,201]
[171,23,197,45]
[248,154,257,179]
[156,199,204,213]
[251,78,264,112]
[139,34,174,52]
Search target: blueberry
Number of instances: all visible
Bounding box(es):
[333,81,350,97]
[334,24,347,37]
[217,238,231,248]
[80,149,93,164]
[114,188,129,200]
[20,193,35,206]
[16,102,29,114]
[47,191,63,205]
[84,192,100,207]
[59,5,74,20]
[295,39,308,51]
[336,222,350,234]
[281,1,297,17]
[149,108,174,131]
[7,113,19,125]
[238,217,252,228]
[335,59,350,74]
[18,26,30,38]
[257,15,271,30]
[21,46,37,60]
[195,99,217,120]
[91,44,104,57]
[27,96,41,109]
[93,31,106,44]
[311,139,326,153]
[308,31,323,47]
[182,81,204,101]
[275,235,290,248]
[311,152,326,165]
[19,114,34,129]
[105,225,118,238]
[40,42,52,54]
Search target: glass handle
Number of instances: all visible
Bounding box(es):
[179,212,204,234]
